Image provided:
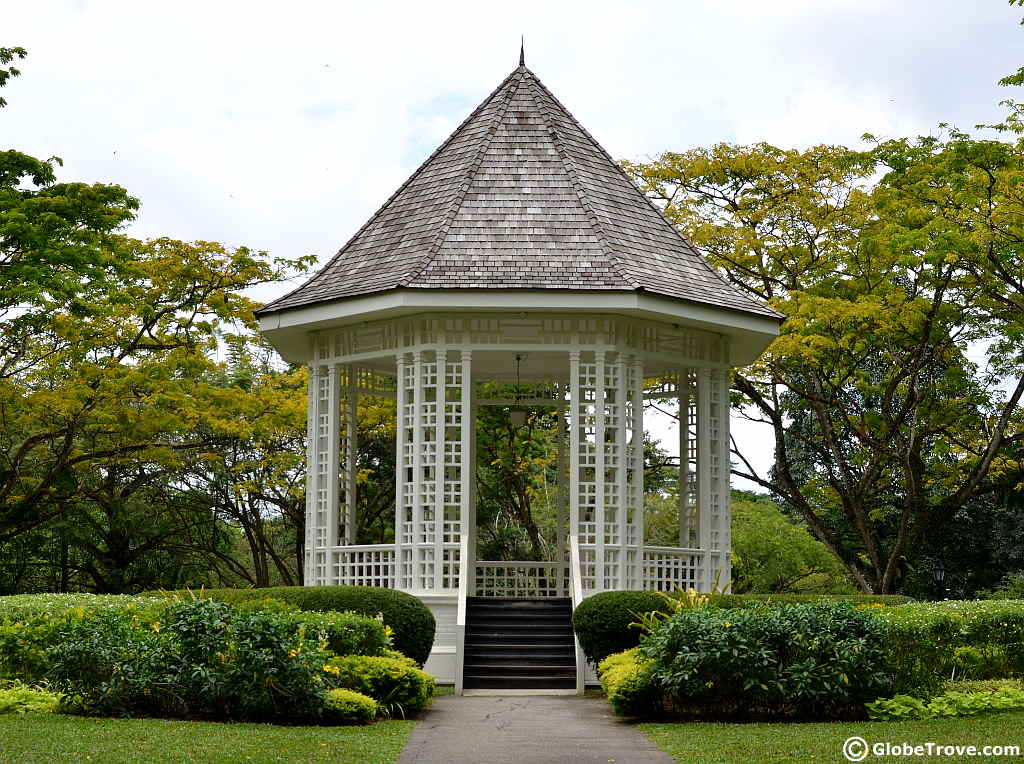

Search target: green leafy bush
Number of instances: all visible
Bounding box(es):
[324,654,434,717]
[47,600,332,722]
[867,687,1024,720]
[597,649,659,717]
[274,610,390,657]
[0,684,62,715]
[0,594,162,622]
[640,603,891,720]
[572,591,910,667]
[151,587,435,665]
[0,595,166,683]
[983,572,1024,600]
[323,688,378,724]
[874,600,1024,690]
[572,591,664,665]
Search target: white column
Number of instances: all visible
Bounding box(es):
[594,350,606,592]
[631,356,645,589]
[304,365,319,585]
[679,369,692,548]
[411,350,424,590]
[616,354,629,590]
[460,349,473,594]
[434,348,446,590]
[326,364,342,556]
[696,367,712,591]
[568,351,581,542]
[556,390,567,595]
[394,353,407,589]
[345,367,358,546]
[712,366,732,590]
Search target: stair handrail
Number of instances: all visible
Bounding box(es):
[568,534,585,694]
[455,531,470,694]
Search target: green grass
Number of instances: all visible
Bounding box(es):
[641,710,1024,763]
[0,713,415,763]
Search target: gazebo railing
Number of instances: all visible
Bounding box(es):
[473,561,568,598]
[322,543,717,594]
[640,546,705,592]
[328,544,397,588]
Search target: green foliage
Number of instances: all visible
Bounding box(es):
[275,610,390,658]
[730,492,855,594]
[153,586,435,665]
[625,138,1024,595]
[0,595,164,682]
[640,603,892,719]
[323,655,434,717]
[985,571,1024,600]
[323,688,378,724]
[45,600,332,722]
[0,683,61,715]
[572,591,664,665]
[572,590,910,666]
[597,649,660,717]
[867,687,1024,721]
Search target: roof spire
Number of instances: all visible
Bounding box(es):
[519,36,525,67]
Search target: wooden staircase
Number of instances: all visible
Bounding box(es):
[463,597,577,690]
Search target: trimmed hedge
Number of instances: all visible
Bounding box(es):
[275,610,390,658]
[572,591,912,665]
[639,603,892,720]
[324,654,434,716]
[597,649,659,717]
[323,688,377,724]
[874,600,1024,692]
[150,587,436,666]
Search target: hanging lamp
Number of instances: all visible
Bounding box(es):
[510,354,527,429]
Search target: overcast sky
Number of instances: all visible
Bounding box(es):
[6,1,1024,490]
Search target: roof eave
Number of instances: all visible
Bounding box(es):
[258,287,782,366]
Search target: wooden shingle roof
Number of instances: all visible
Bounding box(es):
[258,64,781,320]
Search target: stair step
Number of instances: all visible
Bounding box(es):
[463,676,576,690]
[466,659,577,667]
[463,596,578,690]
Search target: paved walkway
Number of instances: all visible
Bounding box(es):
[398,694,673,764]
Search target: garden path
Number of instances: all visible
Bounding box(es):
[398,694,672,764]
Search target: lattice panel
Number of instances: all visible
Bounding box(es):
[642,549,702,592]
[680,368,699,548]
[707,368,728,553]
[393,350,469,592]
[571,352,645,593]
[313,369,331,561]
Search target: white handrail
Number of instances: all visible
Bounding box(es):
[454,533,470,694]
[568,534,585,694]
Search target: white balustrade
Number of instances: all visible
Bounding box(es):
[641,546,704,592]
[329,544,397,588]
[473,561,568,598]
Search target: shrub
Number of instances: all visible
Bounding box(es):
[867,687,1024,721]
[572,591,664,665]
[323,654,434,717]
[983,572,1024,600]
[47,600,332,722]
[597,649,659,717]
[323,688,378,724]
[640,603,892,720]
[572,590,910,667]
[151,586,435,665]
[0,684,62,715]
[0,594,162,622]
[874,600,1024,690]
[274,610,390,658]
[0,595,166,683]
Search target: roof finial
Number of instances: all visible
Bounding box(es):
[519,36,525,67]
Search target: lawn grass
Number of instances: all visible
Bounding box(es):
[0,713,414,764]
[641,709,1024,763]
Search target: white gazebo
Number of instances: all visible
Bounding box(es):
[257,54,781,690]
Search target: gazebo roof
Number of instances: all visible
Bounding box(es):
[257,59,781,322]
